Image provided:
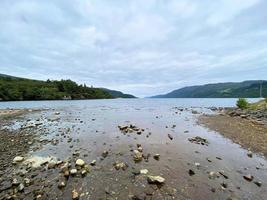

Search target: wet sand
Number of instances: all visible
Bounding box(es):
[199,113,267,157]
[0,104,266,200]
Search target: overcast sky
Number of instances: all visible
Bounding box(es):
[0,0,267,97]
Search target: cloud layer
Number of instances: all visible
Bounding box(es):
[0,0,266,97]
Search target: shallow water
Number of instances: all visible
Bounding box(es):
[1,99,266,200]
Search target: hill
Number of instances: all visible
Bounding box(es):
[102,89,136,98]
[0,74,135,101]
[151,80,267,98]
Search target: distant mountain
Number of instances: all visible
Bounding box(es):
[151,81,267,98]
[102,89,136,98]
[0,74,135,101]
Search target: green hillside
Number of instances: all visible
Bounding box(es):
[0,74,135,101]
[151,81,267,98]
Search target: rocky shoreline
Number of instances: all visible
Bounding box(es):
[200,107,267,157]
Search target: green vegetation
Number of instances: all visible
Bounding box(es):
[249,99,267,110]
[151,80,267,98]
[0,75,135,101]
[236,98,249,109]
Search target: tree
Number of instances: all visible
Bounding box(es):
[236,98,249,109]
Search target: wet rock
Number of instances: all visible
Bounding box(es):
[153,154,160,160]
[219,171,229,179]
[81,170,87,176]
[211,188,216,193]
[168,134,173,140]
[24,178,31,186]
[137,147,143,152]
[58,181,66,189]
[133,150,142,162]
[221,182,228,189]
[188,136,209,146]
[13,156,24,163]
[147,175,165,184]
[75,159,85,167]
[72,189,79,200]
[12,178,20,186]
[243,174,254,182]
[188,169,195,176]
[18,183,24,192]
[194,162,200,168]
[114,161,128,170]
[90,160,96,166]
[140,169,148,175]
[247,151,253,158]
[70,169,78,176]
[102,151,108,158]
[254,181,262,187]
[208,171,217,179]
[48,161,56,169]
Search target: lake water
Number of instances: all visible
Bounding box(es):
[0,98,266,200]
[0,98,260,109]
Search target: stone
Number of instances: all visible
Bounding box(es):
[168,134,173,140]
[58,181,66,189]
[137,147,143,152]
[153,154,160,160]
[247,151,253,158]
[133,150,142,162]
[114,161,128,170]
[75,159,85,167]
[140,169,148,174]
[243,174,254,182]
[102,151,108,158]
[188,169,195,176]
[13,156,24,163]
[70,169,77,175]
[208,171,217,179]
[24,178,31,186]
[147,175,165,184]
[12,178,20,186]
[90,160,96,166]
[72,189,79,200]
[254,181,262,187]
[81,170,87,176]
[18,183,24,192]
[194,162,200,168]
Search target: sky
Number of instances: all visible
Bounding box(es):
[0,0,267,97]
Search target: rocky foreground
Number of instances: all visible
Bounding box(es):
[0,105,266,200]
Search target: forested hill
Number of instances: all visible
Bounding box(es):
[151,81,267,98]
[0,74,136,101]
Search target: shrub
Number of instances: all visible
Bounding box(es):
[236,98,249,109]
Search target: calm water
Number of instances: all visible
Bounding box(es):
[0,98,260,109]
